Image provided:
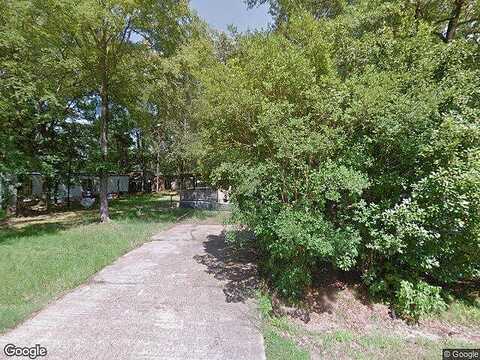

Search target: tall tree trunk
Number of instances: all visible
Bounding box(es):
[15,195,25,217]
[99,71,110,223]
[67,157,71,209]
[6,178,16,217]
[156,150,160,193]
[445,0,464,42]
[135,130,147,192]
[44,177,52,213]
[141,132,147,192]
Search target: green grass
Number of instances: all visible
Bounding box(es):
[0,194,222,333]
[258,293,310,360]
[432,298,480,328]
[314,329,474,360]
[264,328,310,360]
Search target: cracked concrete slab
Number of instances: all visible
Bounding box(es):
[0,224,266,360]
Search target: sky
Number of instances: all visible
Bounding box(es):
[190,0,272,32]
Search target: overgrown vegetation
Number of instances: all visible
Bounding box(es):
[197,0,480,320]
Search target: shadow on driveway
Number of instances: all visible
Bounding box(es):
[194,231,260,303]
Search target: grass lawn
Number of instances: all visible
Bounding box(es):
[0,193,224,333]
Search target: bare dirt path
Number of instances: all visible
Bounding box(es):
[0,224,265,360]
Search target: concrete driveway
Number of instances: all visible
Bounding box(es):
[0,224,266,360]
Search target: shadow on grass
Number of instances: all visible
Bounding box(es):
[194,231,261,303]
[0,223,69,245]
[0,194,211,245]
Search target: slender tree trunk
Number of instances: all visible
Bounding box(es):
[15,197,25,216]
[139,132,147,193]
[67,157,71,209]
[15,189,24,217]
[141,132,147,192]
[446,0,464,42]
[156,151,160,193]
[135,130,147,193]
[6,179,16,217]
[44,177,52,213]
[99,69,110,223]
[53,180,59,205]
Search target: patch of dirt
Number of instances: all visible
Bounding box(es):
[419,318,480,343]
[289,273,480,345]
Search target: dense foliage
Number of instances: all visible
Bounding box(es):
[198,0,480,318]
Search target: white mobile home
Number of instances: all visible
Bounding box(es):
[24,173,130,201]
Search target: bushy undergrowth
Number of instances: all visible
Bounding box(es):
[198,1,480,320]
[394,281,447,322]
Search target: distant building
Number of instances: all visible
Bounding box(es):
[20,173,130,201]
[179,188,230,210]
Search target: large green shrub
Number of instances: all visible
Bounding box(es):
[197,1,480,315]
